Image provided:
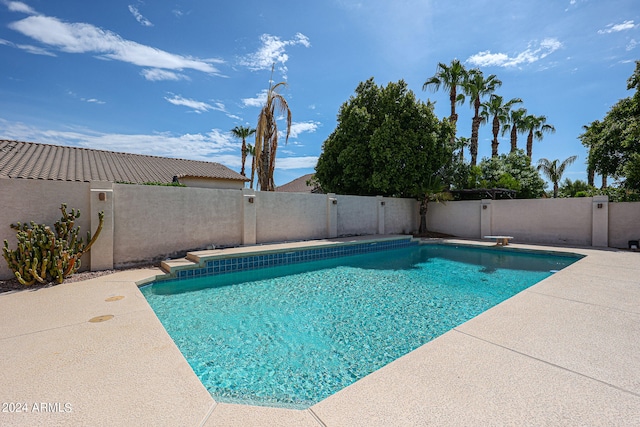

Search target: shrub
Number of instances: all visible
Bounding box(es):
[2,204,104,286]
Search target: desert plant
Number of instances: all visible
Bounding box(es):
[2,204,104,286]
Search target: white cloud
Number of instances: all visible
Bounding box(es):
[289,121,320,138]
[627,39,638,51]
[8,15,220,74]
[0,37,56,56]
[128,5,153,27]
[598,20,636,34]
[467,38,563,68]
[4,1,36,14]
[239,33,310,78]
[242,90,268,108]
[275,156,318,170]
[141,68,189,81]
[0,118,240,164]
[164,95,213,113]
[0,118,316,170]
[83,98,105,104]
[15,43,55,56]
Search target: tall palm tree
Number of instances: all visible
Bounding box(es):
[463,69,501,165]
[481,95,523,159]
[255,69,292,191]
[246,143,256,189]
[230,125,256,177]
[455,136,470,162]
[423,59,468,146]
[522,114,555,159]
[503,107,528,153]
[537,156,578,198]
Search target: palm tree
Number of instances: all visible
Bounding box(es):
[537,156,578,198]
[455,136,470,162]
[423,59,468,146]
[463,69,501,165]
[503,107,528,153]
[255,68,292,191]
[481,95,523,159]
[230,125,256,177]
[246,143,256,189]
[522,114,555,159]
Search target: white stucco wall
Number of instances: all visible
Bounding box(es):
[609,202,640,248]
[384,197,419,234]
[428,200,481,238]
[112,184,243,266]
[490,198,593,246]
[3,177,637,280]
[336,195,379,236]
[255,191,328,243]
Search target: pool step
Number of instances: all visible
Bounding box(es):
[160,257,197,275]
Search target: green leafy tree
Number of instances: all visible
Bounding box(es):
[536,156,578,198]
[580,61,640,191]
[473,150,546,198]
[423,59,468,146]
[255,68,291,191]
[230,125,256,177]
[580,121,605,187]
[623,153,640,190]
[315,78,454,227]
[463,69,501,165]
[481,95,523,158]
[522,114,555,159]
[558,178,592,198]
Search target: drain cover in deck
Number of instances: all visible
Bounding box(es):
[89,315,114,323]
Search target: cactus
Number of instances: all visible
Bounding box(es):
[2,204,104,286]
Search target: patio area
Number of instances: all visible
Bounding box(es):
[1,238,638,426]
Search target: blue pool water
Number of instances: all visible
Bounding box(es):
[141,244,580,409]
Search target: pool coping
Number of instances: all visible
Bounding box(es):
[1,235,638,426]
[159,234,417,280]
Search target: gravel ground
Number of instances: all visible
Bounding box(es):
[0,266,158,294]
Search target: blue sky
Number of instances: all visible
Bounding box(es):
[0,0,638,188]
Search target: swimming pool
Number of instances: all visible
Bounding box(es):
[141,243,580,409]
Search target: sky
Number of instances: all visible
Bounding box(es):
[0,0,638,188]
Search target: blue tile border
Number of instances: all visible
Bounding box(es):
[174,238,418,280]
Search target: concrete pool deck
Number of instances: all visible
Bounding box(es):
[0,237,638,426]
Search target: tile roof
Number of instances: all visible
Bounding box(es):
[0,140,248,184]
[275,173,323,193]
